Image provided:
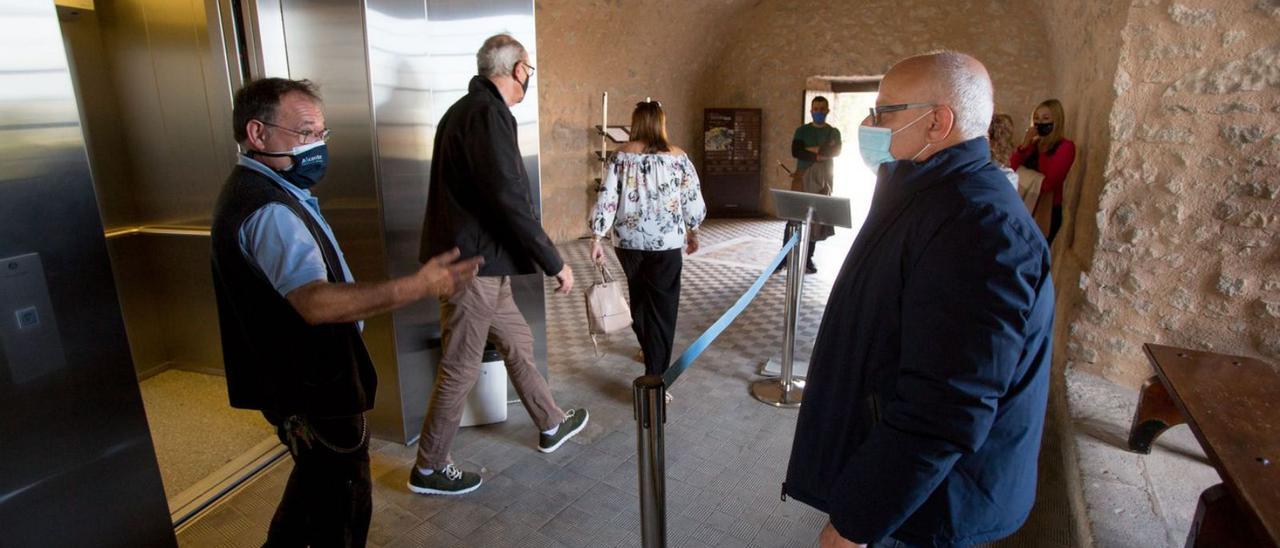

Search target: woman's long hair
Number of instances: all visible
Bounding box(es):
[1034,98,1067,154]
[630,101,670,154]
[988,113,1016,167]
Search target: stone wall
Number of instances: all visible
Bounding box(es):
[1047,0,1280,387]
[534,0,1053,239]
[534,0,747,241]
[534,0,1277,386]
[701,0,1054,214]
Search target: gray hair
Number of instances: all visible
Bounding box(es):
[930,51,994,140]
[477,34,526,78]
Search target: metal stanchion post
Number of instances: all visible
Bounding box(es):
[751,207,813,408]
[634,374,667,548]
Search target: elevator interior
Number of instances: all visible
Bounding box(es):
[44,0,547,529]
[54,0,281,522]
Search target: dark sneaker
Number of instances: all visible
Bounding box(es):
[539,408,589,453]
[805,261,818,274]
[407,463,481,495]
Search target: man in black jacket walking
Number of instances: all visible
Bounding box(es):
[410,34,589,496]
[786,52,1055,548]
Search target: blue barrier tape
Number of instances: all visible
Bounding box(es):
[661,232,800,386]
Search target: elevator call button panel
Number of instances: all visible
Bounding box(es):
[0,253,68,384]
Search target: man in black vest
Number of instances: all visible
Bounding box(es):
[411,34,589,495]
[211,78,480,547]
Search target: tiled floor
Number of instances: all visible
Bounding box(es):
[177,219,1071,547]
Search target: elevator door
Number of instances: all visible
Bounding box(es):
[0,0,173,545]
[55,0,286,525]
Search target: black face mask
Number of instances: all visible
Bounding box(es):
[1035,122,1055,136]
[253,141,328,189]
[513,62,531,95]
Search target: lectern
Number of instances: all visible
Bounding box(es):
[750,190,852,408]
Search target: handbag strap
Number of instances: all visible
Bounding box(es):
[597,264,616,284]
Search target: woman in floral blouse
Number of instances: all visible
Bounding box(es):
[589,101,707,393]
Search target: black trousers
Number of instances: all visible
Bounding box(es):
[262,411,372,548]
[781,221,818,265]
[615,248,683,377]
[1047,204,1063,245]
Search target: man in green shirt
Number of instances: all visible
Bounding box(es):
[780,95,841,274]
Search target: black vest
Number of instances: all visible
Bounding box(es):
[210,165,376,417]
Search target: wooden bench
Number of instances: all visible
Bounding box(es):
[1128,344,1280,547]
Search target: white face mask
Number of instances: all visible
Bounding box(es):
[857,109,935,170]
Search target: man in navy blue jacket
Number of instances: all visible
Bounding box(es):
[784,52,1056,548]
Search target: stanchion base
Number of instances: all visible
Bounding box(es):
[749,378,806,408]
[758,357,809,380]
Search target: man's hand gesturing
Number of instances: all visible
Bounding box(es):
[415,248,483,297]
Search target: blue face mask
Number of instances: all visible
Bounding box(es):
[857,109,934,170]
[812,111,827,124]
[255,140,328,189]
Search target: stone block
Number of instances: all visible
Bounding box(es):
[1221,124,1267,146]
[1166,44,1280,95]
[1139,124,1195,143]
[1216,274,1246,298]
[1227,179,1279,200]
[1169,4,1216,26]
[1255,330,1280,358]
[1238,210,1275,228]
[1116,67,1132,95]
[1170,287,1195,312]
[1204,299,1232,318]
[1114,203,1138,226]
[1260,0,1280,18]
[1213,101,1261,114]
[1111,109,1137,141]
[1141,42,1207,61]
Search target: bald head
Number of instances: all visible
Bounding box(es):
[882,52,994,141]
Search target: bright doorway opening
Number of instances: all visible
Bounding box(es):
[797,81,880,277]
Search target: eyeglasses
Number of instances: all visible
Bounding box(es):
[867,103,935,126]
[260,121,332,143]
[517,61,535,78]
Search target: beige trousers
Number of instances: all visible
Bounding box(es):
[415,276,564,469]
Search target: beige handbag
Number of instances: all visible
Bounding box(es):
[1017,167,1052,238]
[584,264,632,353]
[1015,166,1045,215]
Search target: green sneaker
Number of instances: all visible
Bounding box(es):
[407,463,482,495]
[539,408,589,453]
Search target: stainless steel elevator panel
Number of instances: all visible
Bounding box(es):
[272,0,403,439]
[364,0,546,442]
[0,0,173,544]
[241,0,547,442]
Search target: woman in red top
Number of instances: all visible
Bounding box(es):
[1011,98,1076,244]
